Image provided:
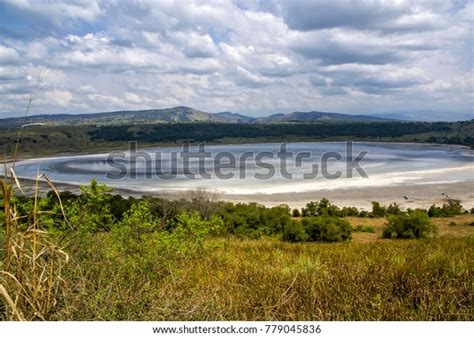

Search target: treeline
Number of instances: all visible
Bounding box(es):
[296,198,469,219]
[4,181,471,246]
[89,121,454,143]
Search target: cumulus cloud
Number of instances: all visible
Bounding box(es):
[0,0,471,120]
[0,45,20,64]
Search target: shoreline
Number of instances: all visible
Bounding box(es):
[8,140,474,163]
[8,176,474,211]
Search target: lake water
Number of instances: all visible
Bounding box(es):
[13,142,474,195]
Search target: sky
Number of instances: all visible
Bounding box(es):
[0,0,472,120]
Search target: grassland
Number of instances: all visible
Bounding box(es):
[2,204,471,321]
[54,233,473,320]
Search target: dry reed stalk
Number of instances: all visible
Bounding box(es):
[1,70,69,320]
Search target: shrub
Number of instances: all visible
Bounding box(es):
[282,220,308,242]
[448,221,457,227]
[341,206,359,217]
[302,216,352,242]
[382,211,435,239]
[218,202,290,238]
[66,180,115,235]
[109,207,224,273]
[359,210,369,218]
[292,208,301,217]
[428,201,464,217]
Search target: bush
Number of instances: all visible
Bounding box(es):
[341,206,359,217]
[428,201,464,217]
[282,220,308,242]
[217,202,291,238]
[292,208,301,217]
[382,211,435,239]
[66,179,115,235]
[359,210,369,218]
[302,216,352,242]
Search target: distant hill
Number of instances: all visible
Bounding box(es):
[1,106,233,128]
[258,111,391,123]
[370,110,474,122]
[0,106,391,128]
[215,111,256,123]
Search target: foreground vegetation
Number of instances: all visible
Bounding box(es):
[1,120,473,158]
[1,180,473,320]
[53,236,473,320]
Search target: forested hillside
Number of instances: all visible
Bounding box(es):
[1,120,473,158]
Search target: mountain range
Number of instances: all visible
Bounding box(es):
[0,106,393,128]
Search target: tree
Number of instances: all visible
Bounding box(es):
[292,208,301,217]
[371,201,386,218]
[386,203,401,215]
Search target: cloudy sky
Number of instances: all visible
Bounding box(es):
[0,0,472,120]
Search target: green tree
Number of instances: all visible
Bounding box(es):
[371,201,386,218]
[66,179,115,235]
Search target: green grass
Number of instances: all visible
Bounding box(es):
[52,236,473,320]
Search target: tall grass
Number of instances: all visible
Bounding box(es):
[52,237,473,320]
[1,75,69,320]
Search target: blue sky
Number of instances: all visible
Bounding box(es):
[0,0,472,120]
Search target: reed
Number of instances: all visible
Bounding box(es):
[0,78,69,320]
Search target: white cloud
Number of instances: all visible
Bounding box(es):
[0,45,20,64]
[0,0,471,120]
[77,85,98,94]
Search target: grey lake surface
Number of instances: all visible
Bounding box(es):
[13,142,474,196]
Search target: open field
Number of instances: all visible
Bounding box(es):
[346,214,474,242]
[52,235,473,320]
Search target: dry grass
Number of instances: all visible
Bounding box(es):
[52,236,473,321]
[345,215,474,243]
[0,175,69,320]
[1,82,70,320]
[432,215,474,238]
